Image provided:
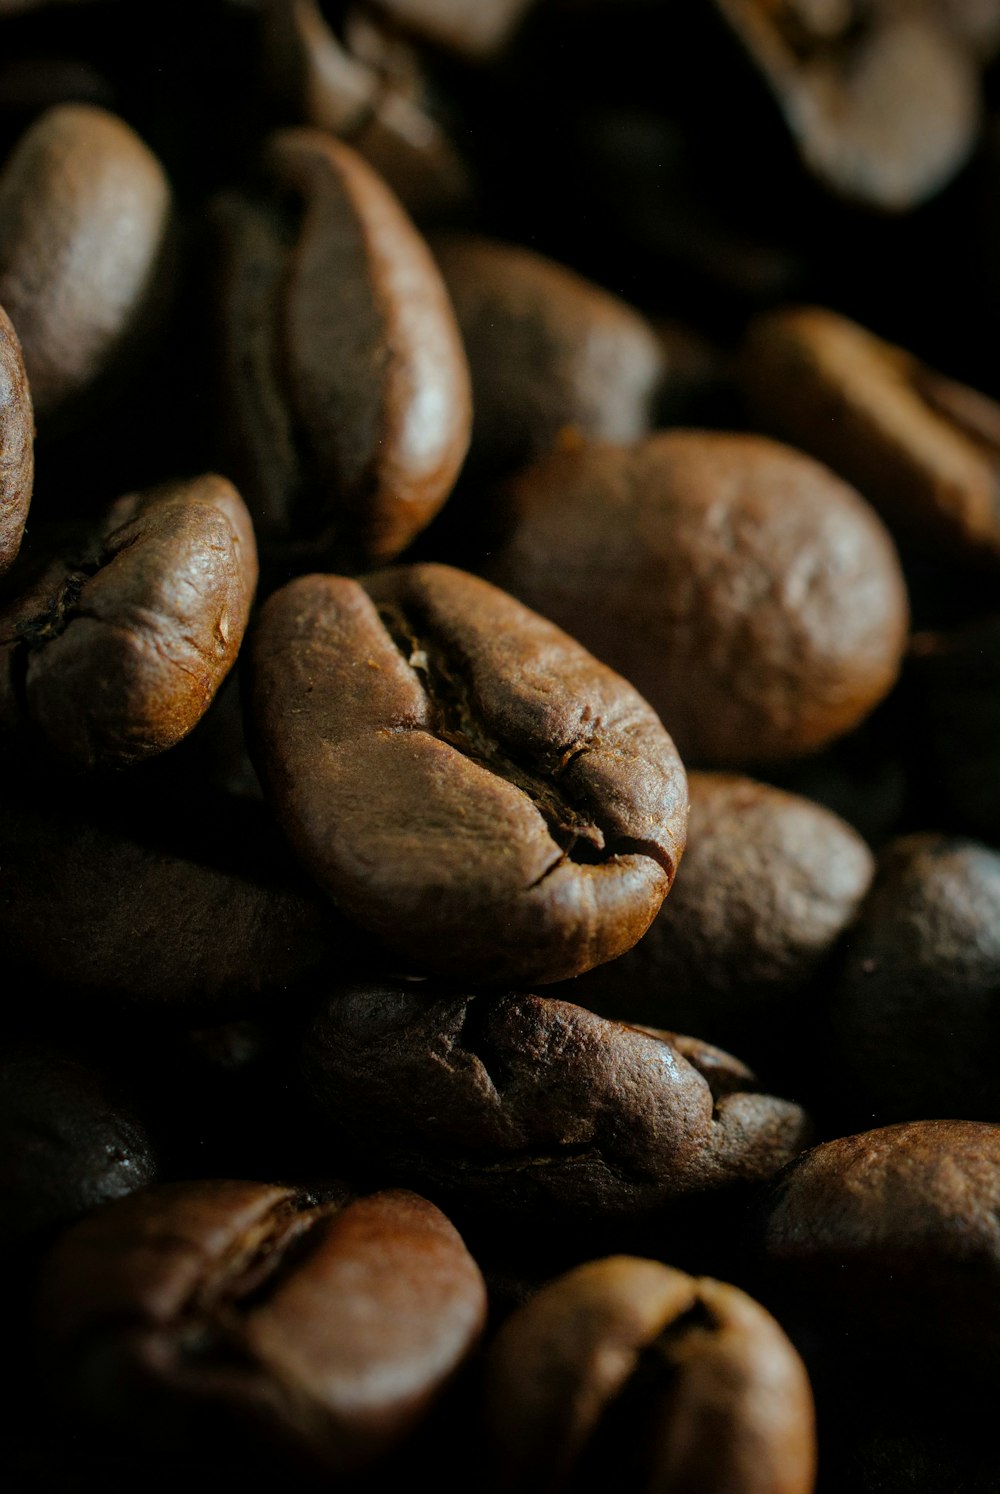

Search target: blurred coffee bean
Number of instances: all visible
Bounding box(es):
[262,0,469,216]
[490,432,909,767]
[216,128,471,572]
[830,834,1000,1121]
[485,1255,816,1494]
[251,563,688,985]
[743,306,1000,567]
[434,234,664,481]
[0,1042,156,1255]
[302,985,811,1228]
[0,474,256,769]
[0,104,172,428]
[908,618,1000,842]
[559,772,874,1070]
[0,780,352,1016]
[0,304,32,577]
[711,1,979,211]
[37,1180,487,1472]
[762,1120,1000,1359]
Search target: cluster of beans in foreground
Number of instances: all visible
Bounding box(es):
[5,3,1000,1491]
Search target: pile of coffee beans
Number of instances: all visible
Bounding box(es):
[4,2,1000,1489]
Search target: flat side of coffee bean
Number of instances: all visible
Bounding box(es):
[251,563,688,983]
[2,473,256,768]
[302,986,811,1219]
[485,1256,816,1494]
[219,129,471,568]
[0,104,171,423]
[743,305,1000,565]
[37,1180,487,1472]
[262,0,469,216]
[559,772,874,1052]
[490,432,909,767]
[0,302,32,576]
[433,233,665,478]
[0,1042,156,1252]
[0,787,346,1014]
[712,1,979,210]
[830,834,1000,1120]
[762,1120,1000,1356]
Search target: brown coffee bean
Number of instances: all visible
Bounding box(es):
[485,1256,816,1494]
[762,1120,1000,1357]
[36,1180,487,1471]
[216,129,471,570]
[0,474,256,769]
[0,104,171,425]
[0,1042,156,1253]
[560,772,874,1060]
[743,306,1000,566]
[712,1,978,210]
[489,432,909,767]
[0,784,349,1015]
[301,985,811,1224]
[262,0,469,216]
[250,563,688,984]
[0,303,32,577]
[908,617,1000,841]
[433,234,664,479]
[830,834,1000,1121]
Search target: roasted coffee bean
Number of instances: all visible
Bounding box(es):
[559,772,874,1063]
[711,0,979,211]
[485,1256,816,1494]
[0,474,256,768]
[0,1042,156,1254]
[262,0,469,216]
[0,783,352,1015]
[762,1120,1000,1358]
[251,563,688,984]
[743,306,1000,566]
[302,985,811,1226]
[216,128,471,571]
[829,834,1000,1121]
[490,432,909,767]
[908,617,1000,841]
[36,1180,487,1472]
[0,104,171,427]
[434,234,665,480]
[0,303,32,577]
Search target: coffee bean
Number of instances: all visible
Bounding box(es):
[830,834,1000,1121]
[762,1120,1000,1358]
[0,1042,156,1254]
[301,985,811,1225]
[0,473,256,768]
[558,772,874,1063]
[216,129,471,570]
[262,0,470,216]
[433,233,665,480]
[0,783,351,1015]
[485,1255,816,1494]
[0,303,32,577]
[36,1180,487,1471]
[489,432,909,766]
[711,1,979,210]
[743,305,1000,566]
[370,0,539,60]
[0,104,171,426]
[250,563,688,983]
